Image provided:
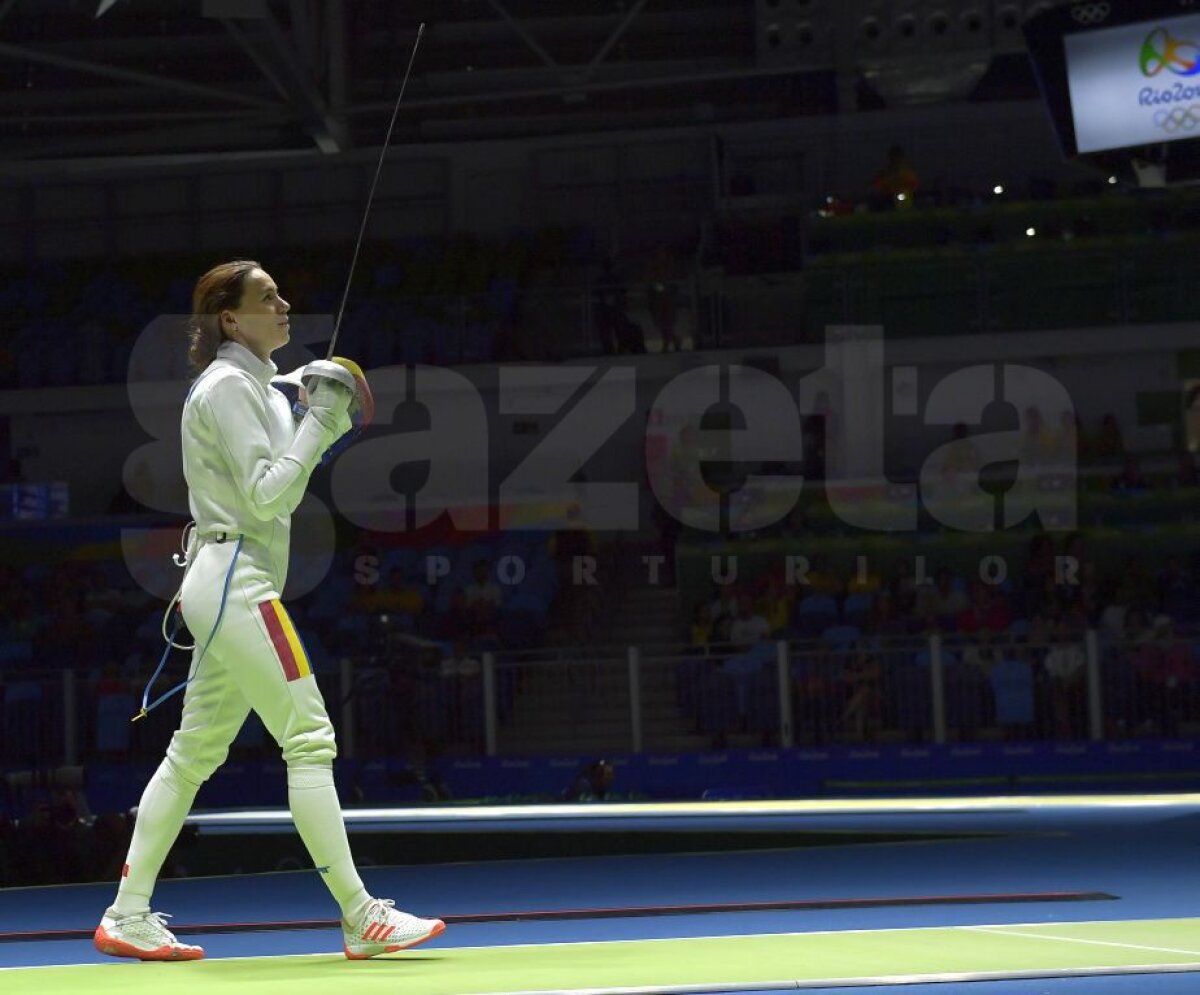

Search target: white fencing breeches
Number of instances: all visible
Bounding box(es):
[169,535,336,786]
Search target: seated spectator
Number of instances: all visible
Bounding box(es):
[846,560,883,595]
[961,630,999,675]
[801,391,839,481]
[958,581,1011,634]
[671,425,719,518]
[937,422,981,489]
[1110,454,1148,493]
[645,246,682,353]
[367,567,426,618]
[1098,579,1128,640]
[804,554,842,596]
[439,588,471,641]
[728,595,771,648]
[1050,410,1084,466]
[840,639,882,741]
[759,576,793,636]
[871,144,919,210]
[1043,616,1087,738]
[1062,559,1100,625]
[867,589,908,636]
[439,638,481,677]
[463,559,503,632]
[1021,533,1057,617]
[549,506,596,580]
[917,567,968,630]
[710,586,740,644]
[1135,615,1195,734]
[1020,406,1055,466]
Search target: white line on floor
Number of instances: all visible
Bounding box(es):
[963,925,1200,958]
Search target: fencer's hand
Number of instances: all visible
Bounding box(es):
[306,377,352,437]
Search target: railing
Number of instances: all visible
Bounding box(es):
[6,628,1197,769]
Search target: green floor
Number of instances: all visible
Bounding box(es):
[6,918,1200,994]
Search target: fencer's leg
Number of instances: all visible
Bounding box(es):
[112,653,249,916]
[224,593,370,924]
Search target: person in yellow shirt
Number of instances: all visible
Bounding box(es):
[872,145,919,210]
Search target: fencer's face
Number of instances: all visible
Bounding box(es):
[222,268,291,361]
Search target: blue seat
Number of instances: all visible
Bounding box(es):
[821,624,861,650]
[842,592,874,626]
[990,658,1034,726]
[795,594,838,638]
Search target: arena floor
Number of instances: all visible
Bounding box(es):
[2,794,1199,994]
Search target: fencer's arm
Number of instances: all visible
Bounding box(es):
[201,374,348,522]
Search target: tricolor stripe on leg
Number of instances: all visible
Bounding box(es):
[258,600,312,682]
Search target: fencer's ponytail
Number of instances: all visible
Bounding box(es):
[186,259,261,375]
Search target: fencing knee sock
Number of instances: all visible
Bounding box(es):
[110,758,200,917]
[287,766,371,924]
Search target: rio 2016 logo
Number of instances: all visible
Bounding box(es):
[1140,27,1200,77]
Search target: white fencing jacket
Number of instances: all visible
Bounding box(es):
[181,341,337,560]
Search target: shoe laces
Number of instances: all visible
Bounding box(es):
[117,911,175,938]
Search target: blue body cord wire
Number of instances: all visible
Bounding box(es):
[133,536,244,722]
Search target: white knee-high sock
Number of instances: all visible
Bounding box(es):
[287,766,371,924]
[111,758,199,916]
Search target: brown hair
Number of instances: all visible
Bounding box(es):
[186,259,260,375]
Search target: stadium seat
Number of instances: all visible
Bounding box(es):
[990,658,1035,727]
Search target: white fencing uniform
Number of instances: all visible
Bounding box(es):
[101,338,445,961]
[169,340,341,783]
[108,339,368,927]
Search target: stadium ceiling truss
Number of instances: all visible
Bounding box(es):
[0,0,1049,170]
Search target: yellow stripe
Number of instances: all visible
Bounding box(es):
[272,601,312,679]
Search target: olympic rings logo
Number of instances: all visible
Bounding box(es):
[1153,104,1200,131]
[1141,26,1200,77]
[1071,3,1109,25]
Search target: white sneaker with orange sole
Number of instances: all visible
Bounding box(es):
[94,910,204,961]
[342,899,445,959]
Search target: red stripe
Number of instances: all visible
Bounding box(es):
[259,602,301,681]
[122,863,129,878]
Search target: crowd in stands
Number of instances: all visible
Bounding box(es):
[680,524,1200,748]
